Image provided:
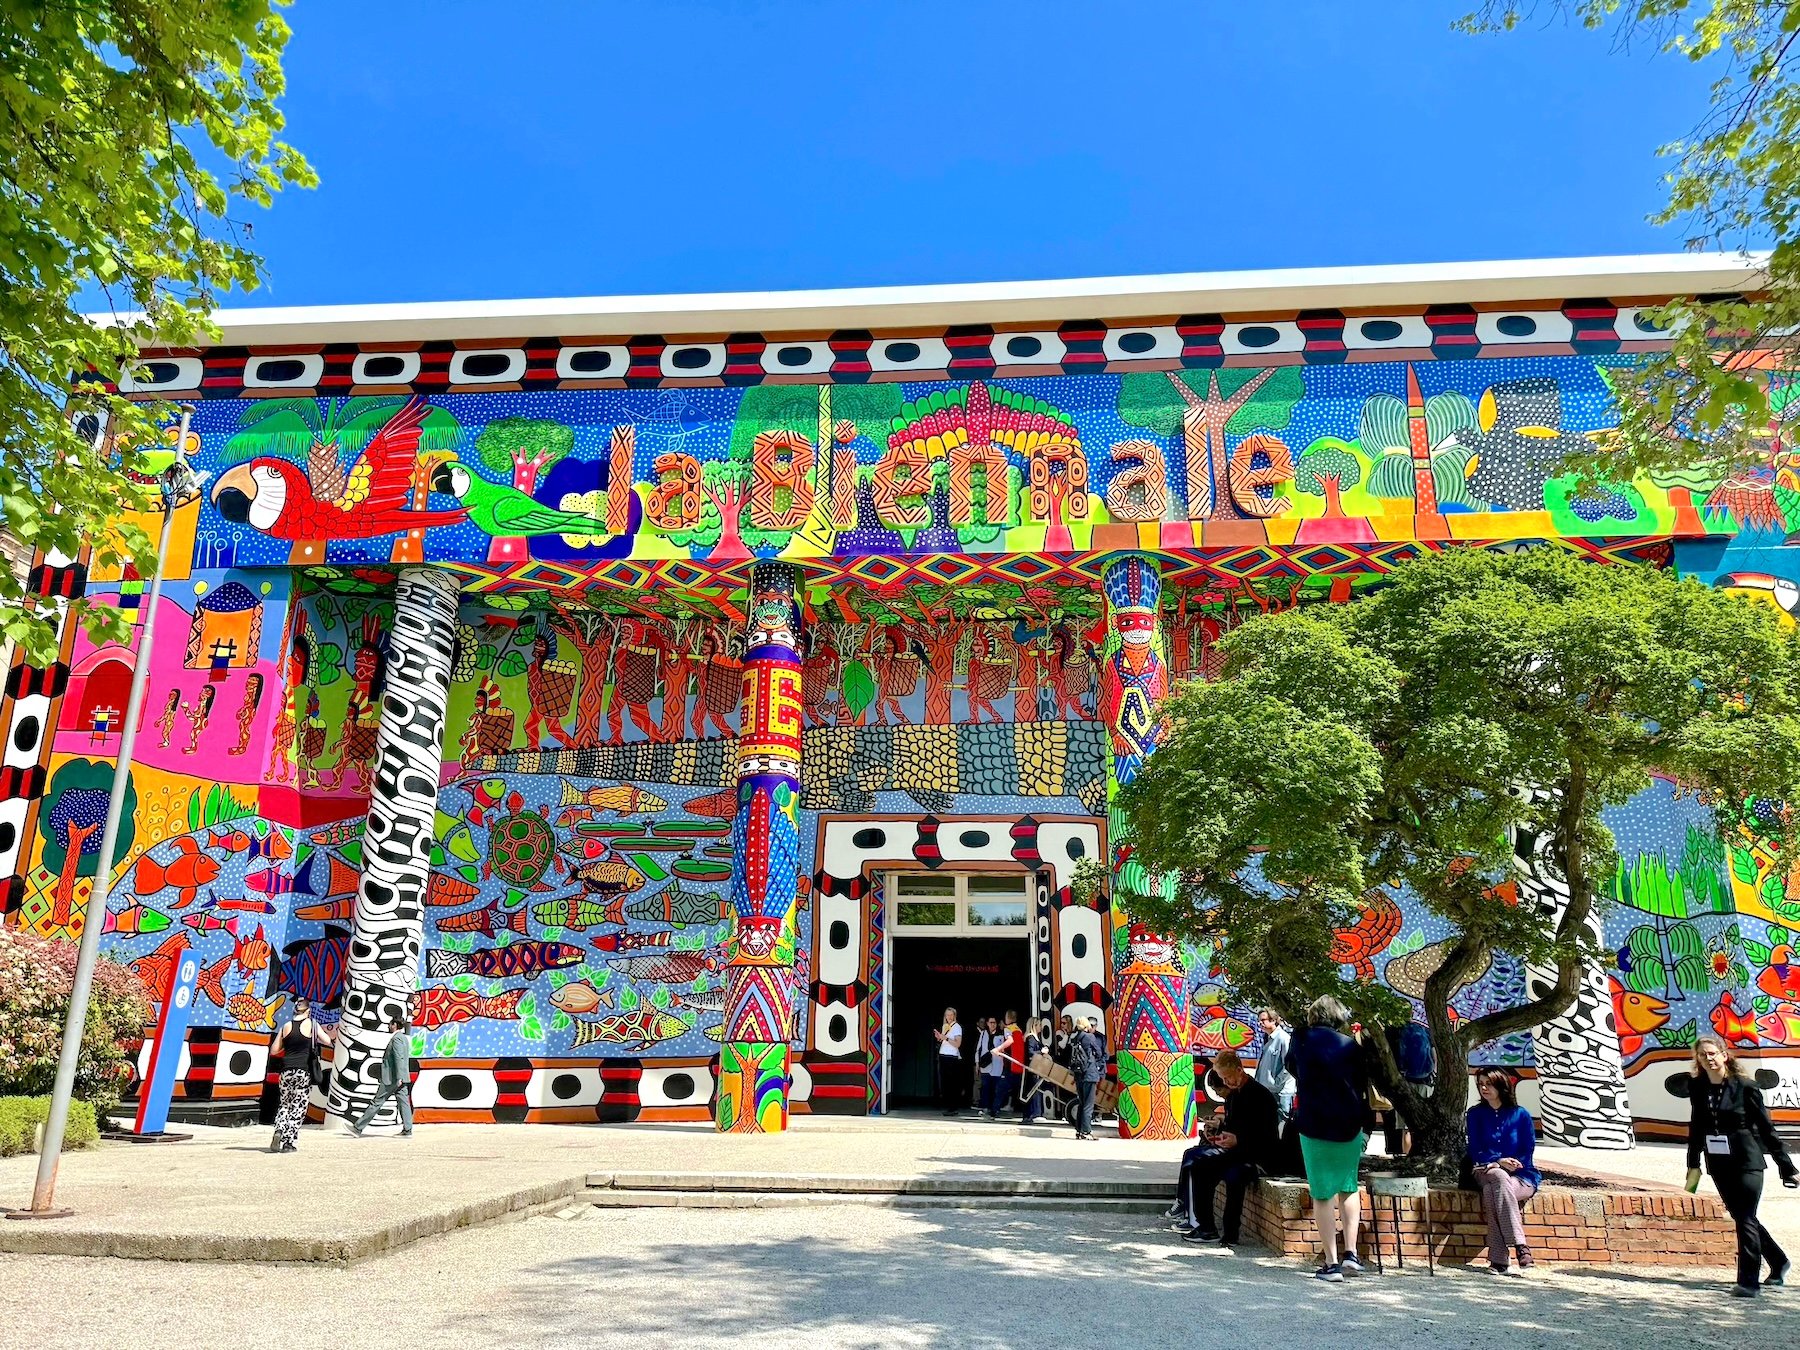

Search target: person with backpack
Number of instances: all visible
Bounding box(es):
[1070,1016,1107,1140]
[1379,1018,1437,1156]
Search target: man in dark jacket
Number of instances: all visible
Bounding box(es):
[1173,1049,1279,1245]
[350,1016,415,1137]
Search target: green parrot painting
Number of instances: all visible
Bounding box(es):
[430,461,609,540]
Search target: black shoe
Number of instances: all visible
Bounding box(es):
[1766,1260,1790,1288]
[1731,1284,1758,1298]
[1183,1228,1221,1244]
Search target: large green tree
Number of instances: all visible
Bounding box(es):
[1464,2,1800,478]
[1113,546,1800,1164]
[0,1,312,661]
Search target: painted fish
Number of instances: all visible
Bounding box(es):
[209,825,294,863]
[590,929,672,953]
[560,834,613,863]
[414,987,526,1029]
[226,990,285,1031]
[293,896,354,922]
[210,897,275,915]
[133,837,221,907]
[1758,944,1800,1001]
[1711,991,1761,1046]
[1757,999,1800,1046]
[530,894,614,931]
[433,810,479,865]
[196,951,237,1007]
[604,881,730,927]
[671,987,725,1012]
[550,982,614,1015]
[310,818,366,848]
[558,781,668,814]
[1191,1000,1254,1053]
[574,859,647,895]
[274,928,350,1006]
[245,851,318,898]
[234,923,273,976]
[681,788,737,821]
[427,872,481,908]
[181,911,240,935]
[570,1007,689,1050]
[438,901,531,937]
[424,940,585,981]
[102,902,171,936]
[605,949,722,984]
[1608,976,1671,1058]
[129,934,190,1000]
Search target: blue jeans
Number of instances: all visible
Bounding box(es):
[1075,1078,1098,1135]
[980,1074,1005,1113]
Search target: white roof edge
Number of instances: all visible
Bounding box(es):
[106,253,1770,346]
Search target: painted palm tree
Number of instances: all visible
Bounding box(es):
[1360,367,1478,539]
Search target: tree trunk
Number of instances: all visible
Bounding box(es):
[710,480,749,560]
[1322,476,1344,518]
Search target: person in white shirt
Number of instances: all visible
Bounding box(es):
[933,1007,964,1116]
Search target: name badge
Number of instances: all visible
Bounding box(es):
[1706,1134,1732,1156]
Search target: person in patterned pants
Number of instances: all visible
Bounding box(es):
[269,998,324,1153]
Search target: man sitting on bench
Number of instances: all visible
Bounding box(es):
[1169,1049,1279,1246]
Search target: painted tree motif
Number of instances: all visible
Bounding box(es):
[1361,371,1479,536]
[474,418,576,562]
[1294,438,1376,544]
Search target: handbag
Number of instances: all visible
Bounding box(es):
[307,1042,330,1092]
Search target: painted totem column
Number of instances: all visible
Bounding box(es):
[716,561,804,1133]
[1099,553,1195,1140]
[327,566,459,1128]
[1511,794,1635,1149]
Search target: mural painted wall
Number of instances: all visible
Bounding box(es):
[6,301,1800,1128]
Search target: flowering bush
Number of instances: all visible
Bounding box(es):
[0,926,151,1118]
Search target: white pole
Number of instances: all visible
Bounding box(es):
[15,404,194,1217]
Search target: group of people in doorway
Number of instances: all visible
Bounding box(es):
[265,996,418,1153]
[1165,998,1797,1294]
[932,1007,1109,1136]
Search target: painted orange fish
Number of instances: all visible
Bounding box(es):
[1608,976,1671,1058]
[133,837,221,908]
[235,923,273,977]
[1710,991,1761,1047]
[1758,999,1800,1047]
[225,990,285,1031]
[195,950,236,1007]
[427,872,480,908]
[1757,944,1800,1001]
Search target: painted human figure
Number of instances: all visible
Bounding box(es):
[335,689,378,792]
[183,684,216,753]
[154,688,181,749]
[299,688,327,789]
[230,673,264,756]
[656,621,693,743]
[523,628,569,748]
[800,630,840,728]
[266,626,310,784]
[1099,570,1168,777]
[610,619,664,743]
[1050,620,1098,720]
[965,626,1016,723]
[693,627,740,738]
[873,626,923,724]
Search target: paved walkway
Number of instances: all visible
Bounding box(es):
[2,1203,1794,1349]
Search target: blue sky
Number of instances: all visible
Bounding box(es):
[245,0,1719,305]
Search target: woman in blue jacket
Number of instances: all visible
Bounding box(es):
[1465,1069,1539,1273]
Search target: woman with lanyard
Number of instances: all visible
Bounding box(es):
[1686,1036,1797,1297]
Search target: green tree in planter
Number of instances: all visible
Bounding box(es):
[1113,546,1800,1167]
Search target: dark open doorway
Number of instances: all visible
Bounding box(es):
[888,936,1031,1109]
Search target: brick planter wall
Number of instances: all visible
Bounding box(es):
[1233,1175,1736,1268]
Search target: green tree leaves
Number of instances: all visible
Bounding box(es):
[0,2,313,660]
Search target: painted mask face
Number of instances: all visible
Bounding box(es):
[1113,609,1156,650]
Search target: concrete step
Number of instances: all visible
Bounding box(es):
[583,1166,1180,1209]
[581,1188,1168,1214]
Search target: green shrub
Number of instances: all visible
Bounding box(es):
[0,927,151,1118]
[0,1097,99,1157]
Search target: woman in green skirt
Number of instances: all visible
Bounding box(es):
[1286,995,1369,1282]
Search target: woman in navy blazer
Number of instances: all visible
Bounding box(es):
[1687,1037,1797,1297]
[1465,1069,1540,1273]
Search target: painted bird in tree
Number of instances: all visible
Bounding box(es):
[429,461,609,540]
[211,396,468,540]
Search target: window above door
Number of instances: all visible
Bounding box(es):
[891,872,1030,934]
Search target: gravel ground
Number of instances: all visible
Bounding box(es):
[2,1203,1795,1350]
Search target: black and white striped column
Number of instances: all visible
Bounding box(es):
[327,567,458,1127]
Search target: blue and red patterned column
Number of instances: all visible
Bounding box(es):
[716,561,804,1132]
[1099,553,1195,1140]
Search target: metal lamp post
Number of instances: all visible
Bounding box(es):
[9,404,200,1219]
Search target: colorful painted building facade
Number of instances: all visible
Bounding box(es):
[3,255,1797,1142]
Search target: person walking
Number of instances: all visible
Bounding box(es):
[932,1007,964,1116]
[1070,1016,1107,1140]
[1019,1017,1049,1124]
[350,1016,416,1137]
[1686,1036,1797,1297]
[268,997,326,1154]
[1286,995,1368,1282]
[1465,1070,1539,1274]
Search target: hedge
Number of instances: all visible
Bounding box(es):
[0,1097,100,1157]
